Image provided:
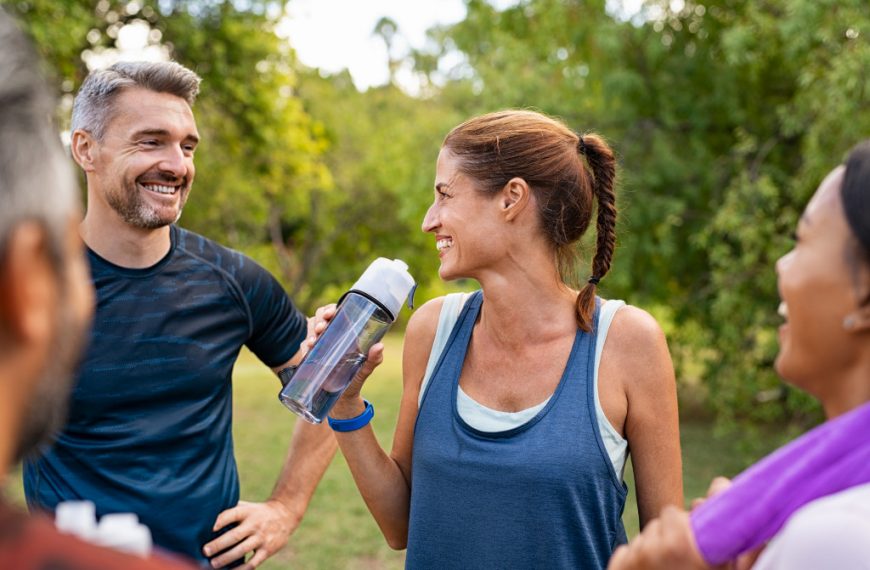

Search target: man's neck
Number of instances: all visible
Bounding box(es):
[0,371,24,484]
[80,210,172,269]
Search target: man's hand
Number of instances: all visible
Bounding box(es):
[203,499,300,569]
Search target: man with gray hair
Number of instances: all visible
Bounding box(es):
[23,57,337,568]
[0,9,193,568]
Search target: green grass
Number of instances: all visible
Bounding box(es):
[4,332,784,569]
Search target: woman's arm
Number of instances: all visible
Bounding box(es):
[328,297,443,549]
[602,305,683,528]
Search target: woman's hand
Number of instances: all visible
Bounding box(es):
[340,343,385,402]
[608,506,709,570]
[691,476,732,509]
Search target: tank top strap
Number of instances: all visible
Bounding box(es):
[417,290,483,409]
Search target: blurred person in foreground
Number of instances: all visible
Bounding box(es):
[311,109,684,568]
[21,59,334,568]
[0,9,194,569]
[608,142,870,569]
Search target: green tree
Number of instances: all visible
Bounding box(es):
[420,0,870,424]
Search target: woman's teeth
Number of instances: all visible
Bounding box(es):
[778,302,788,319]
[436,238,453,251]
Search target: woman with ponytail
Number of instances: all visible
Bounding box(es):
[319,110,683,569]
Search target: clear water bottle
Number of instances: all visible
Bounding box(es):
[278,258,415,423]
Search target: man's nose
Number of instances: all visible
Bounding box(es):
[157,144,189,178]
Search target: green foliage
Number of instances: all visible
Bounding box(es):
[419,0,870,425]
[12,0,870,424]
[293,69,464,314]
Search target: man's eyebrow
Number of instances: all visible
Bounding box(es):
[132,128,169,138]
[131,128,199,144]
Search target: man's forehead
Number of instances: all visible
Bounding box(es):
[108,87,198,136]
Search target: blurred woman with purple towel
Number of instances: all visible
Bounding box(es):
[608,140,870,569]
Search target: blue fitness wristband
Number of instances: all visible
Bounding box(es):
[327,400,374,432]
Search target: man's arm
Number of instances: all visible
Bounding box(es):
[203,314,338,569]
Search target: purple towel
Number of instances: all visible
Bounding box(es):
[690,400,870,565]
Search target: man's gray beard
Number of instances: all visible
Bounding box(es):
[107,179,186,230]
[14,301,89,462]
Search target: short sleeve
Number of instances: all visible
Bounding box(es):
[753,488,870,570]
[235,257,307,368]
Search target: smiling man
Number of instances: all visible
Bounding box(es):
[22,61,337,569]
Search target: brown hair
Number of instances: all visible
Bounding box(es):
[443,109,617,331]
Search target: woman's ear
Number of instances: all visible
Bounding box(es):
[501,177,532,222]
[844,267,870,333]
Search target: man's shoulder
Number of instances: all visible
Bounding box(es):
[173,226,266,281]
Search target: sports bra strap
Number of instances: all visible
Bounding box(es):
[419,292,469,405]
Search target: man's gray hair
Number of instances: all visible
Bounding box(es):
[0,8,76,262]
[71,60,201,139]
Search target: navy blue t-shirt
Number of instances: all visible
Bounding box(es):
[23,225,307,564]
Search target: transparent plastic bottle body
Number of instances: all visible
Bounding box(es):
[279,292,392,423]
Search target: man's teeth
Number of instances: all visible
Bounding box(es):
[778,302,788,319]
[436,238,453,251]
[143,183,177,195]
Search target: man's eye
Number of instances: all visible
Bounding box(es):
[141,140,159,146]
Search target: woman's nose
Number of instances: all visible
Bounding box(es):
[421,203,438,233]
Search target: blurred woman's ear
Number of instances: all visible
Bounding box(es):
[843,306,870,333]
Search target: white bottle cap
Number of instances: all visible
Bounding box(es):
[96,513,153,557]
[350,258,416,320]
[55,500,98,540]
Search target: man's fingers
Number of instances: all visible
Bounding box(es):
[212,505,245,532]
[203,524,248,557]
[241,548,270,570]
[210,535,261,569]
[314,304,336,322]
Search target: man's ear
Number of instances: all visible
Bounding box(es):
[70,129,98,173]
[500,177,532,222]
[0,223,58,345]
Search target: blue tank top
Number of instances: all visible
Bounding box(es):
[407,290,627,569]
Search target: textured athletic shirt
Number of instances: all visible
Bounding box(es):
[23,225,307,564]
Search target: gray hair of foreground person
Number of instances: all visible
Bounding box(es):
[0,8,76,264]
[70,60,201,140]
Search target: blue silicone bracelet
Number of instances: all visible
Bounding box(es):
[327,400,374,432]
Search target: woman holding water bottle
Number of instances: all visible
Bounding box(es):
[315,110,683,568]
